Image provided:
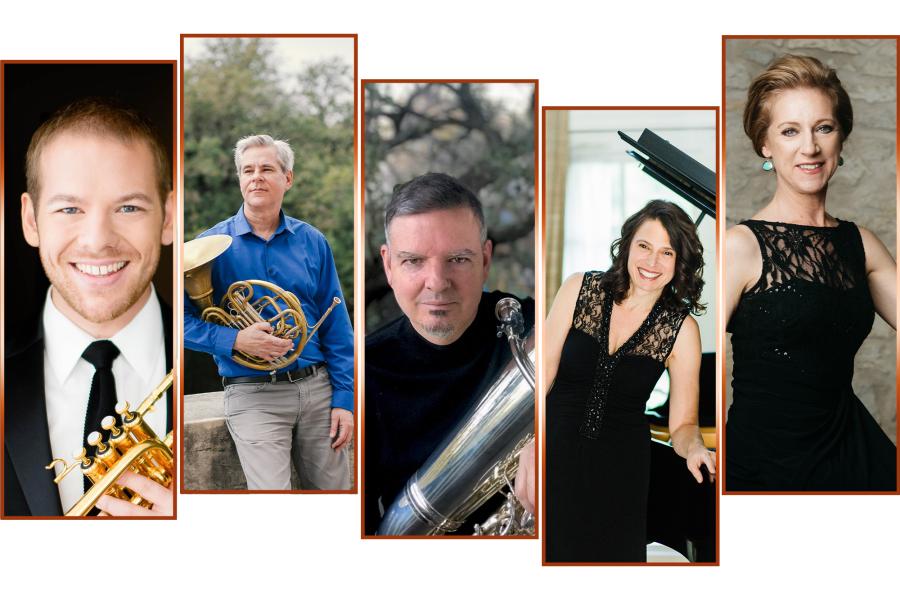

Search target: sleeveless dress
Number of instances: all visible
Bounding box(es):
[546,271,689,563]
[726,219,896,491]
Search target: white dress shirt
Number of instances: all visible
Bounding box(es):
[43,286,168,513]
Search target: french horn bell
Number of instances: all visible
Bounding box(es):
[183,234,341,372]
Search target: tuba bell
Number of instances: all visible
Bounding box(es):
[376,297,536,536]
[183,234,341,372]
[47,371,175,516]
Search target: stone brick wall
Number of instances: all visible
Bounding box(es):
[724,38,897,441]
[183,392,255,490]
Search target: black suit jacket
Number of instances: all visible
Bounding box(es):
[3,297,174,516]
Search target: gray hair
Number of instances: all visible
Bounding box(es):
[384,172,487,244]
[233,134,294,174]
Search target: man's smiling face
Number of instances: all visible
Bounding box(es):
[21,131,172,332]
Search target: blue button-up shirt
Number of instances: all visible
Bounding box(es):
[184,206,354,411]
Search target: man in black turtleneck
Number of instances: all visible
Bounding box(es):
[364,173,534,535]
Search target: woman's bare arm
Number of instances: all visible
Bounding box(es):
[724,224,761,327]
[859,226,896,330]
[543,272,583,397]
[667,315,715,483]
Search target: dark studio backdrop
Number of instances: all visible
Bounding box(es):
[2,62,175,355]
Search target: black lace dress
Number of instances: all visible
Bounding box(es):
[727,220,896,491]
[546,271,690,563]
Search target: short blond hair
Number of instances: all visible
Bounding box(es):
[743,54,853,157]
[26,97,171,203]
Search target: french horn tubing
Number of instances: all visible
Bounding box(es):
[183,234,340,372]
[46,370,175,516]
[376,297,536,536]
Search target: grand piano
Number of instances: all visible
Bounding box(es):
[620,128,717,563]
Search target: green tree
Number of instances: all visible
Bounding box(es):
[184,38,354,309]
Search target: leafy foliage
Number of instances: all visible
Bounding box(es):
[184,39,354,308]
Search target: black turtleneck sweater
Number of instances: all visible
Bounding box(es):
[364,290,534,534]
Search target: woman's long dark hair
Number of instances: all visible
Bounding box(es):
[601,200,706,315]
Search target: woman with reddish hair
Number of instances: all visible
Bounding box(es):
[725,55,897,492]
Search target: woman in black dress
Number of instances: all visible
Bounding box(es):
[725,55,897,491]
[540,200,713,563]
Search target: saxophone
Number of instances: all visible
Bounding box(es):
[376,297,535,536]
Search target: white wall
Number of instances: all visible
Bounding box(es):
[562,109,718,352]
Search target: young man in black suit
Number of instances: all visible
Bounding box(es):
[4,98,175,517]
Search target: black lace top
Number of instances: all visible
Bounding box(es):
[744,219,862,294]
[726,219,896,491]
[570,271,690,438]
[546,270,693,561]
[728,219,872,387]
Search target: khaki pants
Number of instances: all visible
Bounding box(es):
[223,367,351,490]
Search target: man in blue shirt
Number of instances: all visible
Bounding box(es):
[185,134,353,490]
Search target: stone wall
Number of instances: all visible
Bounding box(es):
[724,38,897,441]
[183,392,298,490]
[183,392,253,490]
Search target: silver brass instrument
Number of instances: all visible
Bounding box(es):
[376,297,535,536]
[184,234,341,372]
[46,370,174,516]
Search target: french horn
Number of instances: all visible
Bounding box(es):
[376,297,536,536]
[183,234,341,372]
[46,370,174,516]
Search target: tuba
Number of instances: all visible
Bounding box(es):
[376,297,536,536]
[47,371,174,516]
[183,235,341,372]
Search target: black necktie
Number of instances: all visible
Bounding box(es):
[81,340,120,491]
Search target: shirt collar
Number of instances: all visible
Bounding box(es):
[234,205,296,237]
[42,285,164,387]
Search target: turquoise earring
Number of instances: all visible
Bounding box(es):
[762,159,774,171]
[838,156,845,167]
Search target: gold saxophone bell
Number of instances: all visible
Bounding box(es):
[184,234,341,372]
[46,370,175,516]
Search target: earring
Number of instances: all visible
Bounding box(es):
[838,156,845,167]
[762,159,774,171]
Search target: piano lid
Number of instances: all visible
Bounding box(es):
[618,128,716,219]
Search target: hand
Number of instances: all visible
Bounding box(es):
[513,439,535,514]
[330,408,354,451]
[234,322,293,361]
[95,471,173,516]
[686,445,716,484]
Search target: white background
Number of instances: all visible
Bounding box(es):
[2,1,898,597]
